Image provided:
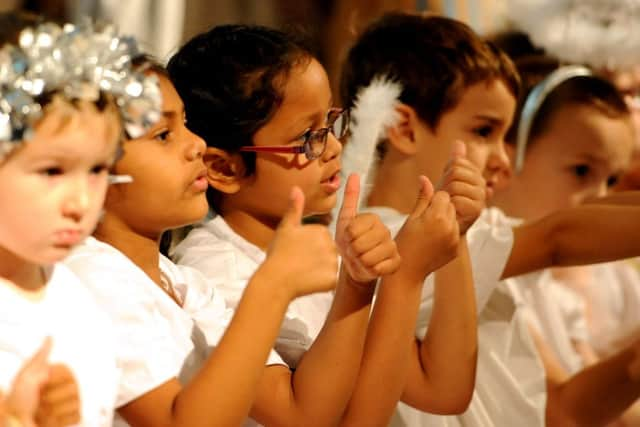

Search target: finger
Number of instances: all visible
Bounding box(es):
[40,383,78,406]
[410,175,434,218]
[44,365,75,387]
[42,398,80,420]
[428,191,452,211]
[337,174,361,226]
[372,256,402,276]
[451,139,467,159]
[344,213,378,242]
[441,165,485,188]
[349,224,392,255]
[446,181,486,202]
[57,412,82,427]
[278,186,305,228]
[23,337,52,371]
[358,240,399,268]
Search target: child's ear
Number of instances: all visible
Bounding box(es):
[203,147,246,194]
[386,103,421,155]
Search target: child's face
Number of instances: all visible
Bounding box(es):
[105,74,209,235]
[414,79,516,199]
[493,104,634,221]
[0,99,119,265]
[229,58,342,223]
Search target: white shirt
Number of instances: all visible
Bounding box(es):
[507,270,589,375]
[0,264,118,427]
[367,207,547,427]
[555,260,640,358]
[172,215,334,368]
[65,237,283,427]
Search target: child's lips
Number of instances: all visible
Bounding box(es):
[321,172,341,194]
[53,229,84,246]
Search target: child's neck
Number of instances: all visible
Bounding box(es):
[94,213,163,286]
[0,246,46,292]
[367,152,428,214]
[220,208,279,252]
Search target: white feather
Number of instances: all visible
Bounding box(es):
[338,76,402,215]
[506,0,640,71]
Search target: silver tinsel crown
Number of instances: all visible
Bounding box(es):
[0,19,162,160]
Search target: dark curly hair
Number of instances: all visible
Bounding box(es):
[167,25,315,211]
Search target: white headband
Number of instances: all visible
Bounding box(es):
[514,65,593,173]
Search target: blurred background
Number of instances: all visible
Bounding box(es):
[0,0,508,101]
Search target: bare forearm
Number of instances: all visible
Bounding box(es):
[340,267,424,427]
[283,269,374,426]
[506,205,640,278]
[404,238,477,413]
[548,346,640,427]
[173,269,292,427]
[586,191,640,206]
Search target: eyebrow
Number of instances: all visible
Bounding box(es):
[472,114,505,125]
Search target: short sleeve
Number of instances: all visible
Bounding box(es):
[414,208,516,337]
[65,251,190,407]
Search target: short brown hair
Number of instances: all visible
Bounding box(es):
[340,13,520,130]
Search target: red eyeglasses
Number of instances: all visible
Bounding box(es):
[240,108,350,160]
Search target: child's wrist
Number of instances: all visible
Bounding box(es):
[251,261,297,303]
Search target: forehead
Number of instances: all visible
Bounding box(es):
[537,104,634,169]
[157,74,183,113]
[10,100,118,163]
[439,79,516,126]
[273,59,331,117]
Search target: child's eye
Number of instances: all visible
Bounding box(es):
[573,164,591,178]
[607,175,619,187]
[473,125,493,138]
[297,129,312,144]
[90,164,109,175]
[40,167,63,176]
[154,129,171,142]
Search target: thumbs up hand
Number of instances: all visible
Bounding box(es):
[335,174,401,285]
[395,176,460,282]
[265,186,339,299]
[437,140,486,235]
[6,337,52,427]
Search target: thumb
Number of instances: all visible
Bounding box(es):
[451,140,467,159]
[337,174,360,224]
[26,337,52,368]
[279,186,305,228]
[410,175,434,218]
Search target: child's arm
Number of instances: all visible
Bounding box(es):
[503,204,640,279]
[545,342,640,427]
[586,191,640,206]
[249,174,402,427]
[120,187,340,427]
[342,142,481,425]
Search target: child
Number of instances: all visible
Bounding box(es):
[487,54,640,426]
[340,12,640,427]
[168,24,481,425]
[64,58,402,427]
[0,17,161,426]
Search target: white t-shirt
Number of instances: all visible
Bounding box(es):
[172,216,334,368]
[507,269,589,375]
[0,264,118,426]
[367,207,547,427]
[554,260,640,358]
[65,237,283,427]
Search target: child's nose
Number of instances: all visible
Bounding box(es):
[322,132,342,162]
[62,177,90,222]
